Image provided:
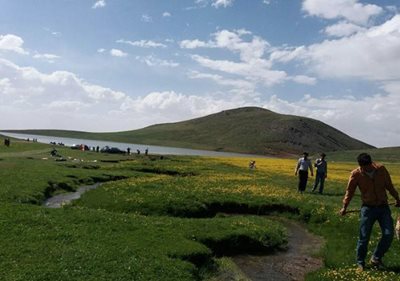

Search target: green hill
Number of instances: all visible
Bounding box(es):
[3,107,374,155]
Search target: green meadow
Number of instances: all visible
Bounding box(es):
[1,137,400,280]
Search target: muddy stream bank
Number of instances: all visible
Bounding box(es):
[232,218,324,281]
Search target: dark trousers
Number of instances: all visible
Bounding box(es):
[313,171,325,193]
[298,170,308,192]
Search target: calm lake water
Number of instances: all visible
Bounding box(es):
[0,132,267,158]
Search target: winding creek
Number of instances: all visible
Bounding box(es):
[43,180,324,281]
[232,218,324,281]
[43,183,101,208]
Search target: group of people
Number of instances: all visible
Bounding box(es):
[295,151,400,272]
[294,152,327,194]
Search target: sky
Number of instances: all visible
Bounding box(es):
[0,0,399,147]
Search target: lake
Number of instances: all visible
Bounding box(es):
[0,132,267,158]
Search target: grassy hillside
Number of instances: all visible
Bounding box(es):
[3,107,374,155]
[325,146,400,163]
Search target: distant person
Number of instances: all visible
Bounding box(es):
[340,153,400,272]
[249,160,256,170]
[294,152,313,194]
[4,138,10,147]
[96,146,100,153]
[50,148,59,157]
[145,148,148,156]
[312,153,327,194]
[137,149,140,155]
[127,147,131,155]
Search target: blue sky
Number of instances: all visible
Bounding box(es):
[0,0,399,147]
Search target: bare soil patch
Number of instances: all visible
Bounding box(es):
[232,218,324,281]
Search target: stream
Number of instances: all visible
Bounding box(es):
[232,218,324,281]
[43,183,101,208]
[43,184,324,280]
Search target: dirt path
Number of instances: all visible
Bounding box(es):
[232,218,324,281]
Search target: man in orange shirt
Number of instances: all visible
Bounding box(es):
[340,153,400,271]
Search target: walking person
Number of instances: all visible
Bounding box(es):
[294,152,313,194]
[340,153,400,272]
[312,153,327,194]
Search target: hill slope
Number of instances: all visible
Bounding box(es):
[3,107,374,155]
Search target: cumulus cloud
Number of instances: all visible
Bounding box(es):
[302,0,383,25]
[180,39,213,49]
[289,75,317,85]
[92,0,106,9]
[302,15,400,81]
[188,0,234,9]
[182,29,294,87]
[0,58,136,131]
[212,0,234,8]
[136,55,179,68]
[141,14,152,23]
[110,49,128,57]
[324,21,366,37]
[121,90,240,123]
[117,39,167,48]
[0,57,254,133]
[33,53,60,63]
[0,34,29,55]
[162,12,171,17]
[188,71,255,90]
[267,14,400,83]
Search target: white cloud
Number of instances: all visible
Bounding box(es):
[302,0,383,25]
[191,54,287,87]
[141,14,152,23]
[324,21,366,37]
[188,71,255,90]
[182,30,291,87]
[269,46,306,63]
[33,53,60,63]
[263,0,271,5]
[0,34,29,55]
[163,12,171,17]
[121,90,240,123]
[188,0,234,10]
[136,55,179,68]
[0,58,125,106]
[212,0,234,8]
[289,75,317,85]
[110,49,128,57]
[302,15,400,81]
[97,48,106,53]
[117,39,167,48]
[180,39,212,49]
[92,0,106,9]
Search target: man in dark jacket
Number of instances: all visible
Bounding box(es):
[312,153,327,194]
[340,153,400,271]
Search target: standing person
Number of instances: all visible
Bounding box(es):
[340,153,400,272]
[312,153,327,194]
[294,152,313,194]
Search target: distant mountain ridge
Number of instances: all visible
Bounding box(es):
[4,107,374,156]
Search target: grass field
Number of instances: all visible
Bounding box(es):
[1,136,400,280]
